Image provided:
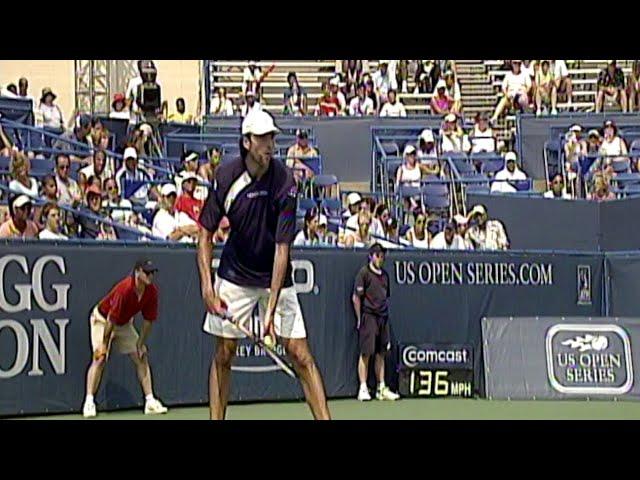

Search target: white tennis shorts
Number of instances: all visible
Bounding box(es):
[203,276,307,340]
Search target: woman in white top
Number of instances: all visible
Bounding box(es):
[109,93,131,121]
[470,112,496,153]
[102,177,133,225]
[405,211,430,249]
[79,150,113,191]
[9,152,39,198]
[379,90,407,117]
[293,207,321,247]
[211,87,235,116]
[38,203,68,240]
[36,88,64,129]
[344,211,373,248]
[599,120,629,172]
[440,113,471,153]
[396,144,422,188]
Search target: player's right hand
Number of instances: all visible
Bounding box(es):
[93,343,108,361]
[203,288,228,317]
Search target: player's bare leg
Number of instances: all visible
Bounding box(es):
[129,353,152,397]
[85,357,106,397]
[209,337,237,420]
[358,355,369,385]
[374,354,385,385]
[282,338,331,420]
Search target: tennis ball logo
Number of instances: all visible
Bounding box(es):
[591,336,608,351]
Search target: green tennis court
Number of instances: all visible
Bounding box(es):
[19,398,640,420]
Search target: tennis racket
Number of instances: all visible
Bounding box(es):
[218,305,297,379]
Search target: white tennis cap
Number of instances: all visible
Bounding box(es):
[160,183,177,196]
[241,111,280,136]
[420,129,434,143]
[318,214,328,226]
[454,214,468,225]
[13,195,32,208]
[404,144,417,156]
[124,147,138,159]
[505,151,517,162]
[347,192,362,206]
[181,171,198,183]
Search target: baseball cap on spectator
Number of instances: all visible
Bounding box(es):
[436,79,447,91]
[347,192,362,207]
[469,205,487,217]
[134,259,158,274]
[369,243,387,255]
[160,183,177,197]
[124,147,138,160]
[13,195,32,209]
[318,214,328,227]
[296,129,308,139]
[444,113,457,123]
[86,185,102,197]
[505,151,517,163]
[444,70,455,79]
[245,90,256,97]
[183,152,199,163]
[569,125,582,133]
[112,92,125,108]
[604,120,616,129]
[329,76,340,87]
[588,129,601,138]
[420,129,435,143]
[139,123,153,137]
[403,144,417,156]
[76,114,92,130]
[40,87,56,102]
[453,214,468,225]
[242,110,280,136]
[181,172,198,184]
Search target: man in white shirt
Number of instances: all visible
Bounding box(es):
[490,151,528,193]
[240,91,262,117]
[441,113,471,153]
[379,90,407,117]
[151,183,195,241]
[430,222,465,250]
[349,83,375,116]
[38,203,68,240]
[466,204,509,251]
[491,60,532,123]
[543,173,572,199]
[109,92,131,121]
[242,60,262,95]
[115,147,153,206]
[553,60,573,107]
[329,76,347,114]
[372,61,397,105]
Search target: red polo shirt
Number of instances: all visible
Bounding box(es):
[175,194,204,224]
[98,276,159,326]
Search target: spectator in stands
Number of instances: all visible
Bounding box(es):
[491,151,528,193]
[599,119,628,168]
[343,60,364,98]
[344,192,362,220]
[329,76,347,114]
[79,150,111,191]
[240,91,262,117]
[553,60,573,110]
[588,172,616,202]
[174,151,206,200]
[0,195,39,239]
[38,202,67,240]
[395,145,422,211]
[563,125,587,189]
[57,113,93,150]
[174,172,203,228]
[167,98,193,124]
[198,146,221,184]
[491,60,531,123]
[544,174,572,200]
[596,60,627,113]
[103,177,132,225]
[9,152,38,198]
[414,60,435,93]
[18,78,34,105]
[535,60,557,116]
[363,76,378,112]
[372,61,397,106]
[628,61,640,112]
[345,211,374,248]
[345,197,384,239]
[430,80,455,116]
[284,72,307,116]
[349,83,375,116]
[55,153,82,207]
[441,113,471,153]
[466,204,509,250]
[453,214,473,250]
[373,204,391,239]
[469,112,497,153]
[109,93,130,121]
[36,88,64,129]
[587,129,603,155]
[210,87,234,116]
[379,89,407,117]
[405,211,430,249]
[33,174,59,228]
[294,207,321,246]
[2,83,18,97]
[417,128,438,162]
[317,82,341,117]
[77,185,108,239]
[316,214,337,246]
[0,123,13,157]
[285,129,317,183]
[115,147,152,207]
[242,60,263,96]
[128,122,156,158]
[443,70,462,114]
[152,183,197,241]
[213,216,230,245]
[430,221,466,250]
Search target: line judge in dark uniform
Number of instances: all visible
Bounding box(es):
[197,110,331,420]
[352,243,400,401]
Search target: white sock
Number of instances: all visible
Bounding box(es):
[360,382,368,390]
[85,394,94,404]
[378,382,386,390]
[145,394,155,402]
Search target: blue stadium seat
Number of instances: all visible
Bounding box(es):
[321,198,342,216]
[612,158,631,174]
[298,197,317,212]
[466,184,490,195]
[423,194,450,211]
[0,156,10,174]
[422,183,448,197]
[30,157,53,176]
[614,172,640,187]
[381,142,399,157]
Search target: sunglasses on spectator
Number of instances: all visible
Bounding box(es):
[58,165,70,170]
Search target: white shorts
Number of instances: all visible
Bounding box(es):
[203,276,307,340]
[90,306,139,356]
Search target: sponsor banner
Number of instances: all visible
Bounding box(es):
[399,344,473,370]
[482,317,640,400]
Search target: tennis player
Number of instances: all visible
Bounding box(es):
[82,259,168,418]
[197,110,331,420]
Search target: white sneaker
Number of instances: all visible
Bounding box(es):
[376,386,400,401]
[536,109,542,117]
[357,385,372,401]
[144,398,168,415]
[82,400,96,418]
[551,108,558,115]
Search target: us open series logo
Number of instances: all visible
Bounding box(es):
[545,324,633,395]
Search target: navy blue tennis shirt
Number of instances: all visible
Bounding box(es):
[199,155,298,288]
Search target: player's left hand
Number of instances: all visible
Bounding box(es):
[263,308,276,342]
[136,343,148,360]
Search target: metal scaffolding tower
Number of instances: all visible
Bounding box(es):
[75,60,139,115]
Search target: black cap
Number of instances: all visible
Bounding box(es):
[369,243,387,255]
[134,259,158,274]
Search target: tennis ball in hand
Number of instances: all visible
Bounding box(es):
[263,335,274,348]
